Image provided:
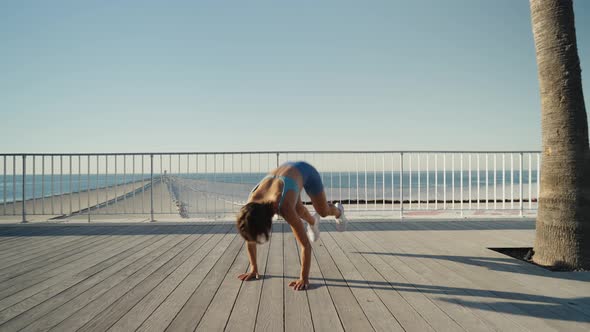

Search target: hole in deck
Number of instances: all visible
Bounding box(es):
[488,247,589,272]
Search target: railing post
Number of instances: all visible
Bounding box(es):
[520,152,524,217]
[400,152,404,220]
[87,155,91,223]
[150,154,155,222]
[22,155,27,223]
[276,152,279,168]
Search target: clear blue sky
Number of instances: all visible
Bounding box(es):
[1,0,589,153]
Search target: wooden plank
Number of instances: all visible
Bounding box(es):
[0,231,169,324]
[0,226,141,287]
[319,223,404,332]
[0,226,141,297]
[283,222,314,332]
[164,231,244,332]
[443,220,535,248]
[0,226,83,258]
[373,221,562,332]
[111,227,236,332]
[408,220,590,302]
[349,222,528,332]
[355,222,498,332]
[444,222,590,316]
[0,230,180,331]
[393,221,590,331]
[19,229,200,332]
[0,226,164,317]
[137,233,242,331]
[362,218,590,318]
[344,222,464,332]
[365,222,539,332]
[312,225,374,331]
[305,229,344,332]
[224,223,272,332]
[0,226,87,258]
[47,228,213,332]
[451,220,590,294]
[325,224,435,332]
[467,219,535,244]
[0,226,136,258]
[0,226,132,276]
[195,233,251,331]
[79,225,232,332]
[0,226,67,246]
[0,225,135,244]
[254,223,285,332]
[1,220,586,332]
[0,226,113,275]
[365,221,568,331]
[0,231,100,267]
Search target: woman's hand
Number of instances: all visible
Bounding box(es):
[288,278,309,291]
[237,271,260,281]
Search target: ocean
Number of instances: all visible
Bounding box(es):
[0,170,538,203]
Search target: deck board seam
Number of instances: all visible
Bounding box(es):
[0,226,138,295]
[316,224,377,332]
[310,233,345,331]
[124,225,234,332]
[85,224,224,332]
[324,223,407,331]
[364,220,554,331]
[0,226,126,276]
[190,235,245,330]
[0,227,166,317]
[0,229,175,329]
[365,221,487,331]
[292,230,316,332]
[345,222,438,331]
[347,221,464,331]
[252,222,276,332]
[160,232,243,332]
[79,228,210,330]
[392,220,590,327]
[27,229,198,331]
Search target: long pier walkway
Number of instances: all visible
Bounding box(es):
[0,218,588,331]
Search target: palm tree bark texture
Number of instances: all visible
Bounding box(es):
[530,0,590,269]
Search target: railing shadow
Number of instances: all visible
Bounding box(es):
[0,224,235,236]
[258,275,590,323]
[0,219,535,237]
[353,251,590,282]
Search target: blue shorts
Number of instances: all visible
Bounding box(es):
[282,161,324,196]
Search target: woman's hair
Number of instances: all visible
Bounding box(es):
[236,202,274,243]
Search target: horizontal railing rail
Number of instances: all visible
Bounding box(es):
[0,151,541,222]
[0,150,542,157]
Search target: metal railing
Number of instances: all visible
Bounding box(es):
[0,151,541,221]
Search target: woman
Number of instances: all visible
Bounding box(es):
[236,161,346,290]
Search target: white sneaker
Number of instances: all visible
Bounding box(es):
[335,203,346,232]
[306,214,321,242]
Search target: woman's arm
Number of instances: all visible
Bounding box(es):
[237,241,259,281]
[282,205,312,290]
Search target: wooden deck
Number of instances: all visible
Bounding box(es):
[0,219,589,331]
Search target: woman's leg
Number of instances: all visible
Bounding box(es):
[296,162,341,218]
[296,197,316,224]
[308,191,341,218]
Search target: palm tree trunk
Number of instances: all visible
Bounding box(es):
[530,0,590,269]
